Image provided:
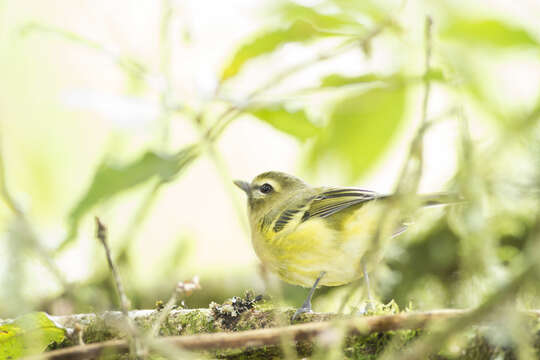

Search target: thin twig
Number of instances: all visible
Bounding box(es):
[95,217,131,315]
[394,15,433,196]
[339,16,436,313]
[94,217,142,359]
[420,16,433,127]
[151,277,200,338]
[114,180,162,265]
[151,293,180,338]
[159,0,174,148]
[0,131,70,291]
[0,132,22,215]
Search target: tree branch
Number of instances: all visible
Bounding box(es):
[21,308,540,360]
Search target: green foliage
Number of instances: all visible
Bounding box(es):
[61,145,200,250]
[248,105,321,141]
[220,20,330,81]
[309,85,407,181]
[318,69,445,88]
[441,18,539,48]
[0,312,65,359]
[319,73,388,87]
[276,2,364,33]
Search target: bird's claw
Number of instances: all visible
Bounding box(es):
[357,300,376,315]
[291,304,312,321]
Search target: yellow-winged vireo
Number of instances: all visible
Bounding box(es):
[235,171,459,319]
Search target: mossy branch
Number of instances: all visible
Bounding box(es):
[20,308,540,360]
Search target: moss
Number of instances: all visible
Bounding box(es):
[210,291,265,331]
[172,309,215,335]
[82,315,125,344]
[214,345,283,359]
[132,311,160,332]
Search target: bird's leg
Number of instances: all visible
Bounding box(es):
[362,261,373,303]
[360,260,375,313]
[292,271,326,320]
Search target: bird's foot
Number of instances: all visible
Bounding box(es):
[356,300,376,315]
[291,302,312,321]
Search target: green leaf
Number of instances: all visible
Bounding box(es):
[220,20,328,81]
[248,105,320,141]
[440,18,538,48]
[309,86,406,181]
[319,69,446,88]
[319,73,387,87]
[0,312,66,359]
[277,2,364,32]
[59,145,200,251]
[330,0,387,22]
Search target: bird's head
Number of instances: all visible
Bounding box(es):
[234,171,307,217]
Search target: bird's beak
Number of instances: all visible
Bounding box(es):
[233,180,251,195]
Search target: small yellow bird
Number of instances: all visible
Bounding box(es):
[234,171,458,319]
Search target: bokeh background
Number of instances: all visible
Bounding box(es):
[1,0,540,322]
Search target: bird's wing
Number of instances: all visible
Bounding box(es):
[271,187,383,234]
[302,187,382,221]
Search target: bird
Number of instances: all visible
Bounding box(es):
[234,171,460,319]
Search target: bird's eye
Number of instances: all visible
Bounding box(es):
[260,183,274,194]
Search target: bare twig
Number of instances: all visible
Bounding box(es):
[95,217,131,315]
[94,217,141,359]
[151,277,201,337]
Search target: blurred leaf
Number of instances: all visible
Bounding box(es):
[329,0,387,22]
[19,22,107,53]
[220,20,331,81]
[423,68,446,82]
[441,18,538,48]
[60,145,200,251]
[277,2,364,32]
[319,69,446,88]
[320,73,383,87]
[309,86,406,180]
[248,105,320,141]
[118,57,148,95]
[0,312,66,359]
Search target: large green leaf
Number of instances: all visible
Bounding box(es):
[220,20,329,81]
[0,312,66,359]
[309,86,406,181]
[441,18,538,48]
[248,105,320,141]
[60,145,200,251]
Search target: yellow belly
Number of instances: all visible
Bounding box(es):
[251,201,388,288]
